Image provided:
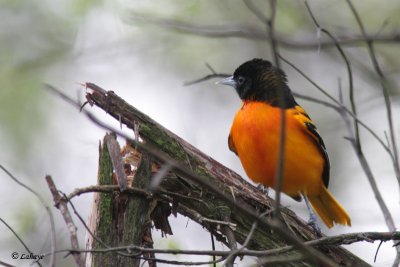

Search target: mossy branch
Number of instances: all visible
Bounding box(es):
[78,83,369,266]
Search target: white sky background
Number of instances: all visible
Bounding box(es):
[1,1,400,266]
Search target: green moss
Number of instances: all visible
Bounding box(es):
[139,123,187,162]
[94,140,114,248]
[192,164,210,178]
[98,140,113,185]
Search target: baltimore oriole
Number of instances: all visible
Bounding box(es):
[219,58,351,228]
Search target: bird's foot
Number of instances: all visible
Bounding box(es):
[256,184,269,195]
[307,214,322,236]
[303,194,323,236]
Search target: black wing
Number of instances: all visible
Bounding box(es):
[305,121,330,188]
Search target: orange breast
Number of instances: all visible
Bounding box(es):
[230,102,324,196]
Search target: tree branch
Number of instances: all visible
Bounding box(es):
[46,83,371,266]
[126,13,400,49]
[45,175,84,267]
[346,0,400,198]
[42,231,400,258]
[0,164,56,267]
[0,218,42,267]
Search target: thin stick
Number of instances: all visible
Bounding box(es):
[184,73,230,86]
[267,0,287,222]
[210,233,217,267]
[344,2,399,248]
[149,163,173,191]
[0,164,56,267]
[268,0,281,69]
[127,13,400,49]
[224,217,259,266]
[337,83,396,233]
[67,184,151,200]
[67,184,238,231]
[257,254,305,266]
[244,0,287,229]
[346,0,400,193]
[0,218,42,267]
[0,261,15,267]
[243,0,267,23]
[67,196,133,258]
[279,56,393,157]
[305,0,360,151]
[40,231,400,258]
[221,215,238,267]
[45,176,85,267]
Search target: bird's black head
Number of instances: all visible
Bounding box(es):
[219,58,296,108]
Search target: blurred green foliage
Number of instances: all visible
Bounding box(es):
[0,0,101,159]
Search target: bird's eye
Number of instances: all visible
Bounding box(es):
[237,76,246,85]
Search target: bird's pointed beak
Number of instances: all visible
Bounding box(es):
[216,76,237,88]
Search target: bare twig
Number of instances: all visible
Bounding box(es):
[0,261,15,267]
[158,189,209,205]
[256,254,305,266]
[221,216,237,248]
[67,184,151,201]
[41,231,400,258]
[205,63,217,74]
[0,218,42,267]
[345,4,400,265]
[184,73,230,86]
[282,53,397,252]
[266,0,286,221]
[220,215,238,267]
[44,246,226,266]
[126,14,400,49]
[305,2,395,245]
[279,55,393,157]
[243,0,267,23]
[149,163,173,191]
[375,241,384,263]
[337,82,396,234]
[210,233,217,267]
[187,70,342,112]
[262,231,400,257]
[268,0,280,68]
[346,0,400,195]
[68,197,112,249]
[128,257,224,266]
[176,204,237,231]
[292,92,341,112]
[66,184,237,231]
[45,176,85,267]
[305,1,360,150]
[66,196,134,258]
[0,164,56,267]
[243,0,288,228]
[224,219,258,266]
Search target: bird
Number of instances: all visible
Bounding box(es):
[218,58,351,228]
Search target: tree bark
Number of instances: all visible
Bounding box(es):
[86,134,155,267]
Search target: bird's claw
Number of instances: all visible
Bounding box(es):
[256,184,269,195]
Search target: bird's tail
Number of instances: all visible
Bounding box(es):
[308,186,351,228]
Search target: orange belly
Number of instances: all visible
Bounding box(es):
[230,102,324,196]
